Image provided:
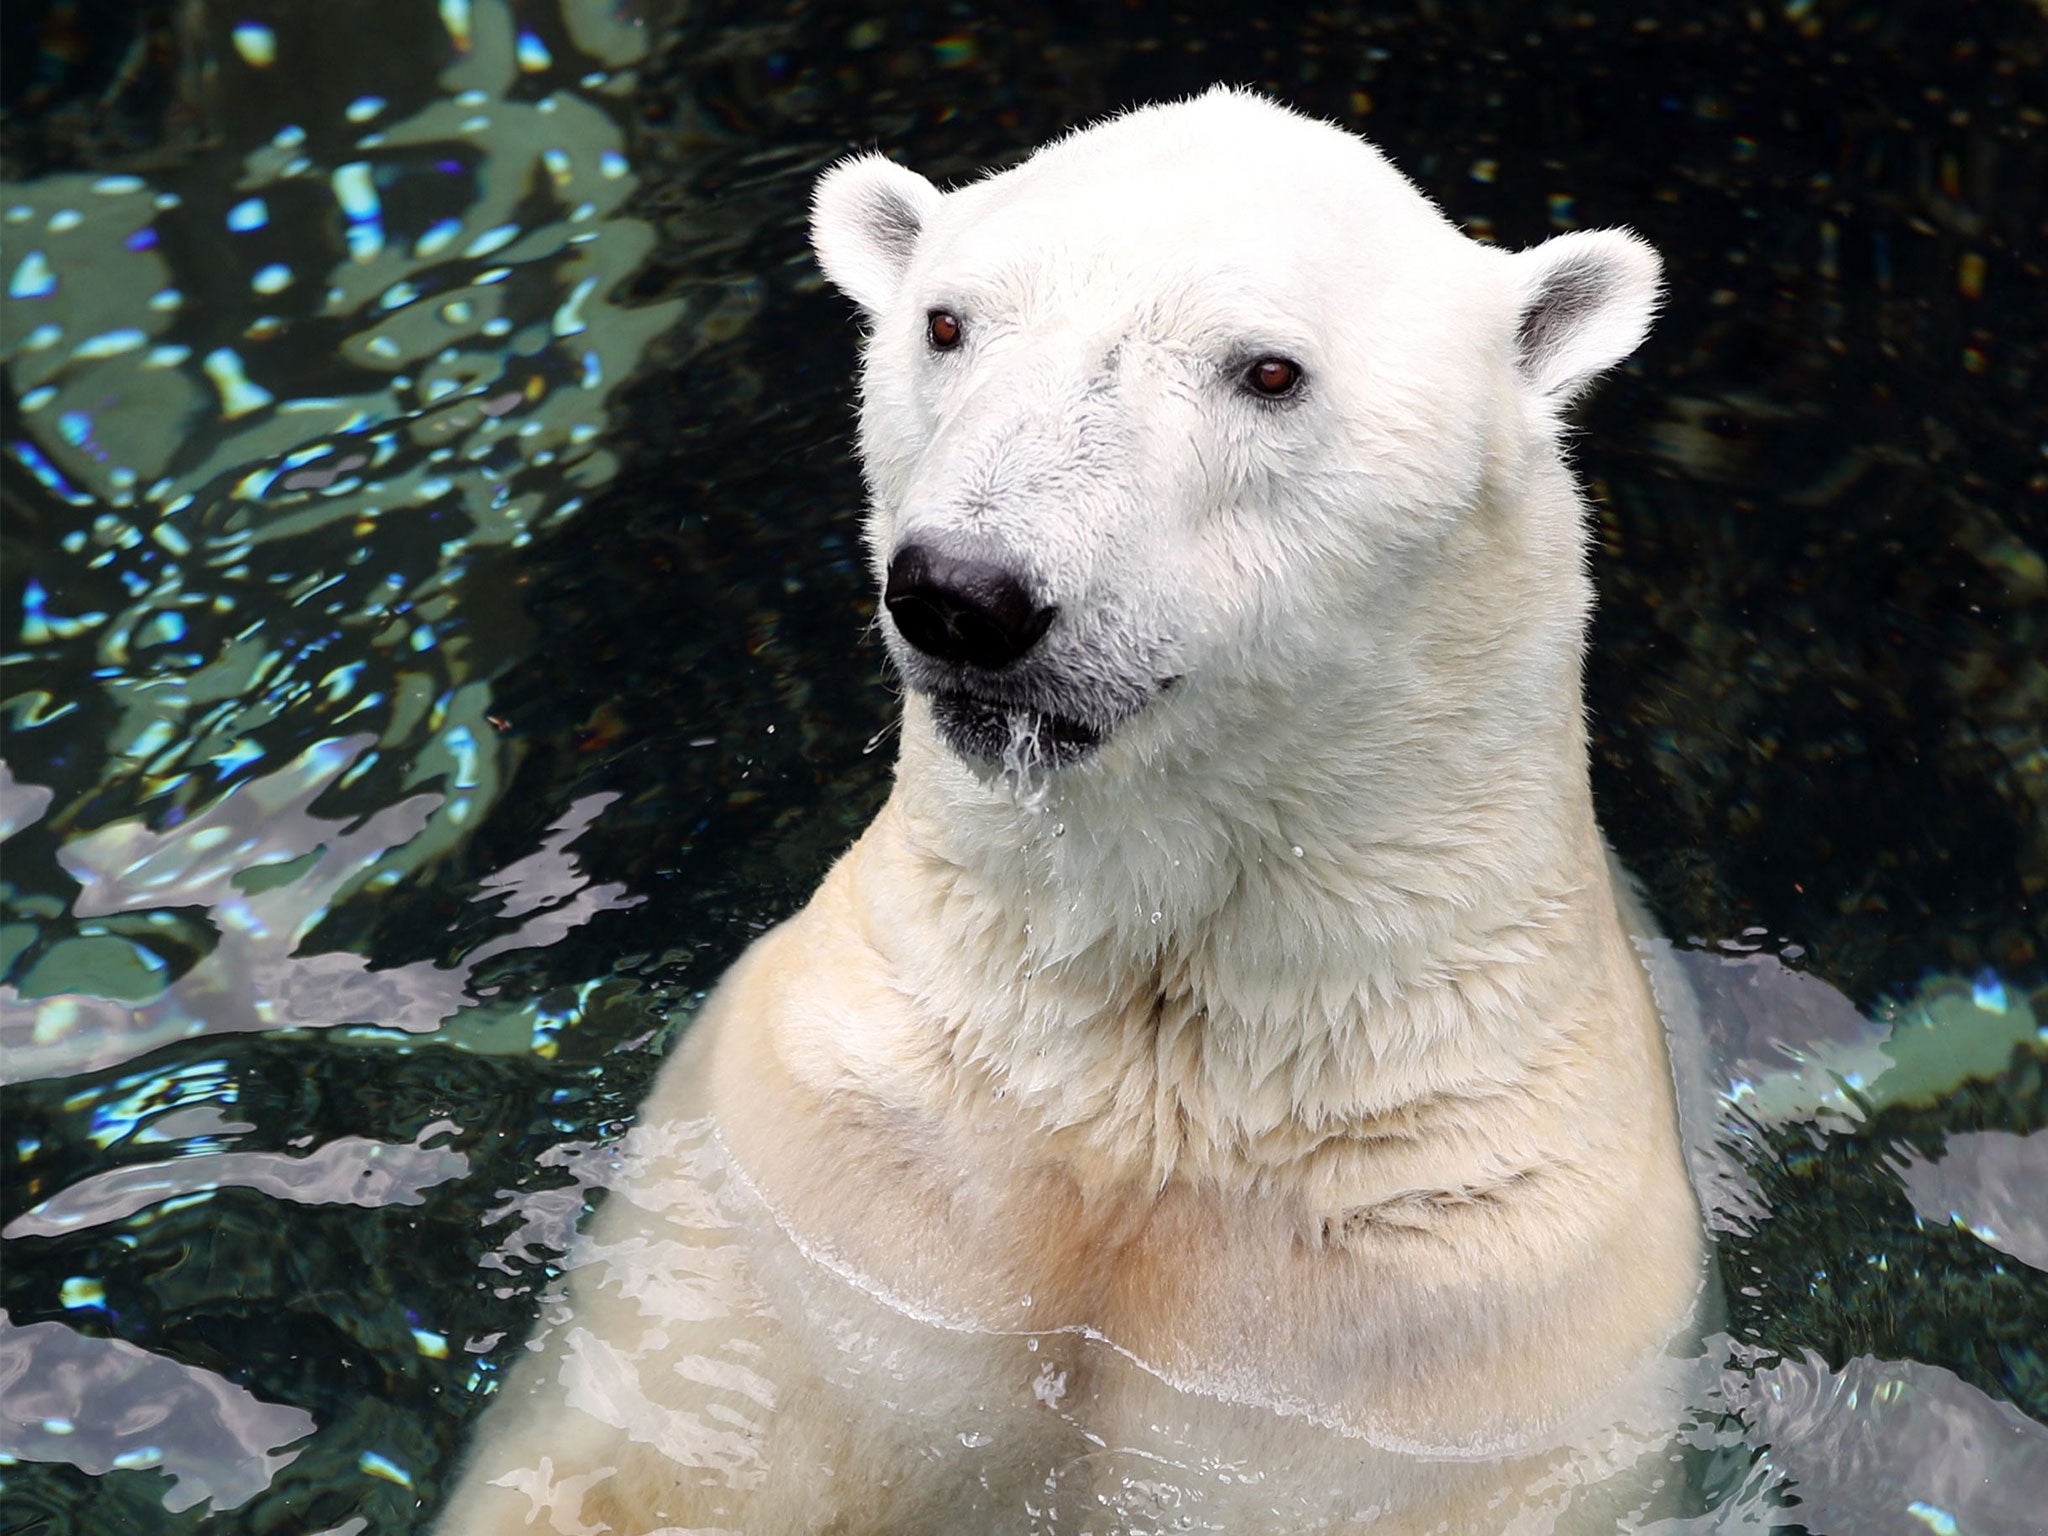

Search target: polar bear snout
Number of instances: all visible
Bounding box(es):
[884,543,1058,669]
[881,540,1122,769]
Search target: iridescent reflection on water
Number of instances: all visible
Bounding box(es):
[4,0,2046,1531]
[5,3,689,1525]
[4,0,671,930]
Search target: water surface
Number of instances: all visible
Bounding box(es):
[3,0,2044,1530]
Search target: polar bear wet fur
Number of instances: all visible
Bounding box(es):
[439,90,1704,1534]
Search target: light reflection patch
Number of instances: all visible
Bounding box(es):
[2,0,679,1038]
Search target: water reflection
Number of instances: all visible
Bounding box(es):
[3,0,679,897]
[5,1120,469,1238]
[2,3,676,1520]
[0,1311,316,1514]
[4,0,2046,1528]
[1,734,635,1083]
[1894,1130,2048,1277]
[1743,1352,2048,1536]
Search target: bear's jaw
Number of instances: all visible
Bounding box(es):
[900,652,1172,771]
[929,689,1104,767]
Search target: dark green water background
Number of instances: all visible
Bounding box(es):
[3,1,2045,1531]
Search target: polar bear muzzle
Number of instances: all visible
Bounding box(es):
[883,540,1121,768]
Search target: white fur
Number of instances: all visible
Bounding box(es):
[1512,228,1663,403]
[810,89,1662,1159]
[811,153,943,314]
[440,90,1701,1536]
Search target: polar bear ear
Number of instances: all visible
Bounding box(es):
[1510,229,1663,405]
[811,153,943,315]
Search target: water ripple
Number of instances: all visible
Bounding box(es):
[0,1312,317,1513]
[5,1122,471,1239]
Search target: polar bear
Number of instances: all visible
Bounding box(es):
[438,89,1705,1535]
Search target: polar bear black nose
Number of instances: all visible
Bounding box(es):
[884,544,1057,669]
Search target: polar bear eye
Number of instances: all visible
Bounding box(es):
[1243,357,1303,398]
[926,310,964,351]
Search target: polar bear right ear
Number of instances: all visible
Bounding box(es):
[811,153,943,315]
[1510,229,1663,405]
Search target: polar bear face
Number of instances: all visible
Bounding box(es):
[812,90,1659,787]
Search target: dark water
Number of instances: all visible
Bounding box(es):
[2,1,2044,1531]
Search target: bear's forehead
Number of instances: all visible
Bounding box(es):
[920,190,1464,325]
[930,189,1334,292]
[926,97,1466,292]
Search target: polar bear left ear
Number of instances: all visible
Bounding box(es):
[812,152,943,316]
[1510,229,1663,405]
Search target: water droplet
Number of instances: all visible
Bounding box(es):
[333,163,384,260]
[202,348,273,418]
[1291,845,1305,858]
[345,95,387,124]
[516,31,553,71]
[1972,969,2009,1015]
[552,275,598,337]
[464,224,520,259]
[409,222,460,262]
[226,198,268,232]
[8,250,57,298]
[439,0,472,52]
[330,163,378,221]
[231,22,276,67]
[358,1450,413,1488]
[72,328,147,360]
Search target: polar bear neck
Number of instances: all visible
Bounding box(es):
[851,596,1613,1180]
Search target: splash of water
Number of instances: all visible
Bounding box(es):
[998,710,1053,810]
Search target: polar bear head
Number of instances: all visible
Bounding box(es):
[811,90,1658,821]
